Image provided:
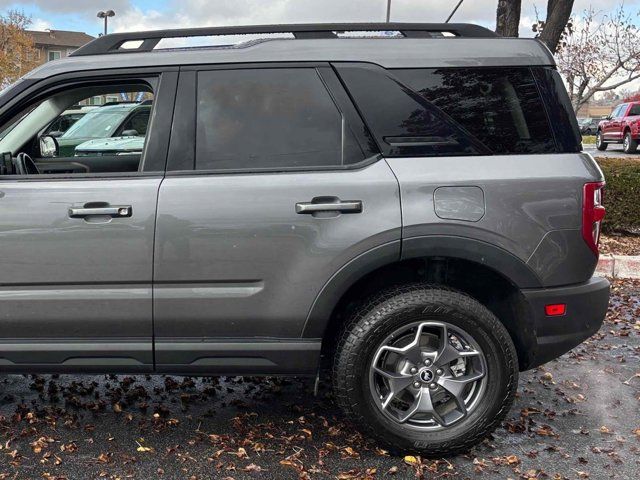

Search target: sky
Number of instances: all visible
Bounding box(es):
[2,0,639,37]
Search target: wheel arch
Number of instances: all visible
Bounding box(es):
[304,236,541,370]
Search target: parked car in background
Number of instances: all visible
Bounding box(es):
[42,106,96,137]
[596,101,640,153]
[74,135,145,157]
[578,117,600,136]
[55,101,151,157]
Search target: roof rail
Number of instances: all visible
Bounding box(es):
[70,23,498,57]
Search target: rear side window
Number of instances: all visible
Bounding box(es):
[336,64,563,157]
[195,68,366,171]
[395,68,555,155]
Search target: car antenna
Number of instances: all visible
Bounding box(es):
[445,0,465,23]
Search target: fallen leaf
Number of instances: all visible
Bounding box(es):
[403,455,419,465]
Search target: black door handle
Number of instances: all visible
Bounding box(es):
[296,198,363,214]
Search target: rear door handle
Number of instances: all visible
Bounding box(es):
[296,199,363,214]
[69,204,132,218]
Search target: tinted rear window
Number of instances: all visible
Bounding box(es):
[195,68,365,171]
[394,68,555,155]
[336,64,563,157]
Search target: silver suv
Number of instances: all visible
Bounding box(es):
[0,23,610,455]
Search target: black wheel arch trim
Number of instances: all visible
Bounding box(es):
[402,235,542,287]
[302,235,542,338]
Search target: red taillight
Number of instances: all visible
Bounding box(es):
[582,182,606,256]
[545,304,566,316]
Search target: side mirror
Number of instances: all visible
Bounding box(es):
[39,135,59,158]
[48,130,64,138]
[122,129,139,137]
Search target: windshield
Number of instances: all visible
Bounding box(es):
[62,109,130,139]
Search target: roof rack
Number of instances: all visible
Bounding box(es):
[70,23,498,57]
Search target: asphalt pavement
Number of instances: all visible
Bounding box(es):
[0,279,638,479]
[584,145,640,158]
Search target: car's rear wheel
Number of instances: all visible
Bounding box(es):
[332,285,518,456]
[623,131,638,154]
[596,131,608,151]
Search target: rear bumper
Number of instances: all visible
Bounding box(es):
[522,276,610,369]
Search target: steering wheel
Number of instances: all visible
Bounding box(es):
[14,153,40,175]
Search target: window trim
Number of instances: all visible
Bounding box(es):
[165,62,380,175]
[0,67,179,180]
[530,66,581,153]
[48,50,62,62]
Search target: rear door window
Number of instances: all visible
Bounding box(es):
[194,68,367,171]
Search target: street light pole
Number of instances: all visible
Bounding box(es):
[386,0,392,22]
[97,10,116,36]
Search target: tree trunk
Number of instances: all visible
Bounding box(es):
[539,0,574,52]
[495,0,521,37]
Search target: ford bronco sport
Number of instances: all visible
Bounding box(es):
[0,23,610,455]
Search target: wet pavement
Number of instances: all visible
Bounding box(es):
[0,279,638,479]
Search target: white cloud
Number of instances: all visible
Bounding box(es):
[30,18,53,31]
[109,0,495,31]
[0,0,130,14]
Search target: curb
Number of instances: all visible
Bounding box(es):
[595,255,640,279]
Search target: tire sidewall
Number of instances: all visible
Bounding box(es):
[623,132,637,153]
[624,133,631,153]
[339,289,517,454]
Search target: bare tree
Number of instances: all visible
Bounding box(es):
[496,0,521,37]
[0,10,38,87]
[556,5,640,112]
[497,0,575,52]
[537,0,575,52]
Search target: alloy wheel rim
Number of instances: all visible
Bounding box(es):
[624,136,629,151]
[368,320,487,431]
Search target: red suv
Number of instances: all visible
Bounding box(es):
[596,101,640,153]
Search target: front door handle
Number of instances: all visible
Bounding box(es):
[69,204,132,218]
[296,198,363,214]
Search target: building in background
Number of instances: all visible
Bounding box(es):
[576,103,615,119]
[26,30,95,66]
[23,29,131,106]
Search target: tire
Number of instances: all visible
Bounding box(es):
[332,285,518,456]
[596,130,608,151]
[623,131,638,154]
